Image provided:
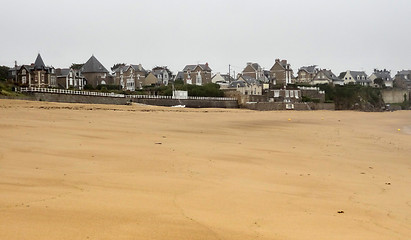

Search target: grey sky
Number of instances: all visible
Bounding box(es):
[1,0,410,76]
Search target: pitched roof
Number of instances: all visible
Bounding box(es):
[396,70,411,76]
[130,64,146,73]
[372,70,392,80]
[322,70,339,81]
[238,75,262,86]
[56,68,70,77]
[34,54,46,70]
[183,64,211,72]
[350,71,368,79]
[175,71,184,80]
[299,65,318,74]
[229,80,246,88]
[81,55,109,73]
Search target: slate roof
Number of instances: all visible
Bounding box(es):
[322,70,340,81]
[248,63,261,71]
[372,70,392,81]
[175,71,184,80]
[81,55,109,73]
[130,64,146,73]
[56,68,70,77]
[299,65,318,74]
[229,80,246,88]
[183,64,212,72]
[221,74,235,82]
[34,54,46,70]
[396,70,411,76]
[350,71,367,78]
[241,75,259,84]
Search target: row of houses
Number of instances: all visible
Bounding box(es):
[7,54,211,91]
[7,54,411,94]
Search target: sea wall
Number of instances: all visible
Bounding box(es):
[1,93,239,108]
[245,102,335,111]
[382,89,409,103]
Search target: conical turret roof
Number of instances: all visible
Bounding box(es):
[81,55,109,73]
[34,53,46,70]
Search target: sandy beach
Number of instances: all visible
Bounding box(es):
[0,99,410,240]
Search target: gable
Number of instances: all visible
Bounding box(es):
[243,65,256,73]
[270,62,284,71]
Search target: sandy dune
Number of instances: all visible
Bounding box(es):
[0,99,410,240]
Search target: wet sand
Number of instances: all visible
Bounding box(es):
[0,99,410,240]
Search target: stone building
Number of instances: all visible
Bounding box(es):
[270,59,294,86]
[113,64,146,91]
[8,54,56,87]
[182,63,212,85]
[296,65,319,84]
[80,55,113,88]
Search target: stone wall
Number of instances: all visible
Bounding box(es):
[1,93,238,108]
[245,102,335,111]
[300,89,326,102]
[134,98,238,108]
[382,89,409,103]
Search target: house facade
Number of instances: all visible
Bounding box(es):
[144,72,160,86]
[211,73,234,83]
[270,89,301,103]
[56,68,85,89]
[113,64,146,91]
[241,62,269,82]
[368,69,393,88]
[340,70,369,85]
[394,70,411,90]
[311,69,341,85]
[80,55,113,88]
[297,65,319,84]
[228,75,262,95]
[8,54,56,87]
[152,66,172,86]
[183,63,212,85]
[270,59,294,86]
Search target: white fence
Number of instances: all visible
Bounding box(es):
[19,87,237,101]
[297,86,325,94]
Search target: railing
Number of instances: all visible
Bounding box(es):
[19,87,237,101]
[126,95,236,101]
[297,86,325,94]
[20,87,125,98]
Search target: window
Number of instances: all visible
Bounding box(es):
[22,69,26,75]
[22,76,26,84]
[196,71,202,85]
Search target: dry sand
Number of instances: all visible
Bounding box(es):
[0,99,410,240]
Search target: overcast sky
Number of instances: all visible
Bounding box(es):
[1,0,410,76]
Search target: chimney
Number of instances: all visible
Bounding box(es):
[281,60,287,66]
[14,61,17,67]
[275,59,280,63]
[138,64,142,71]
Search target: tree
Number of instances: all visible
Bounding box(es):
[111,63,126,71]
[70,63,84,70]
[374,78,384,88]
[0,65,10,81]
